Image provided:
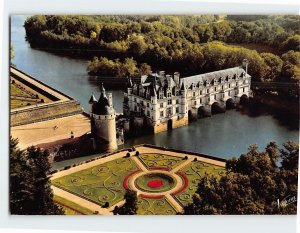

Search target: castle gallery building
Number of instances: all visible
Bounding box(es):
[124,59,251,133]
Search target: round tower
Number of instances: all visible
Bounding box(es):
[91,83,117,152]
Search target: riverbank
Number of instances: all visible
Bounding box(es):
[252,91,299,116]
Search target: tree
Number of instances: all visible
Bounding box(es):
[10,137,34,214]
[119,57,139,77]
[183,142,298,215]
[90,31,97,39]
[139,63,152,75]
[10,45,15,60]
[9,137,63,215]
[282,34,300,52]
[260,53,283,82]
[10,45,15,66]
[117,190,138,215]
[129,35,148,56]
[281,50,300,82]
[27,146,63,215]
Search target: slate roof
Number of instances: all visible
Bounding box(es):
[131,66,250,98]
[89,94,97,104]
[92,84,115,115]
[179,67,250,89]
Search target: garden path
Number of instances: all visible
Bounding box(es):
[52,186,112,215]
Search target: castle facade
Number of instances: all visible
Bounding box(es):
[123,60,251,133]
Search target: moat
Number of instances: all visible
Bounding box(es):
[11,16,299,167]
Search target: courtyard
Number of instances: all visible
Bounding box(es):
[51,145,225,215]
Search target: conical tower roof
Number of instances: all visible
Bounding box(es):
[92,83,115,115]
[89,93,97,104]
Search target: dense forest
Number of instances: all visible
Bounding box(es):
[24,15,300,95]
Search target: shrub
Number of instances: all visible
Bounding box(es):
[103,202,109,208]
[64,165,71,170]
[50,169,58,174]
[135,151,139,156]
[126,152,130,157]
[194,158,198,161]
[113,206,119,215]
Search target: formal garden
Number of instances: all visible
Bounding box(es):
[10,82,40,109]
[52,152,225,215]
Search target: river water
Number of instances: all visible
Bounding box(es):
[10,15,299,166]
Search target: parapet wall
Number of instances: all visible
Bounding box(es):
[10,66,72,101]
[10,66,85,127]
[11,100,83,127]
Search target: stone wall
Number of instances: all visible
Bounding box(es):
[172,116,188,129]
[10,100,83,127]
[153,116,188,133]
[153,122,168,134]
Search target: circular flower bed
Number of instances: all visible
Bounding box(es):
[147,179,163,188]
[135,173,176,193]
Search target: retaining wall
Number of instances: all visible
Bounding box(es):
[11,100,83,126]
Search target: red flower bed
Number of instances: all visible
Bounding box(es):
[172,171,189,195]
[123,170,141,190]
[139,194,165,199]
[147,179,163,188]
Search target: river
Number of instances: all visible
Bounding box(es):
[10,15,299,166]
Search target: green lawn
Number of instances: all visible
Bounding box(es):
[10,83,34,98]
[135,173,176,193]
[10,83,38,109]
[52,157,140,207]
[54,195,94,215]
[137,153,185,170]
[174,161,225,207]
[137,197,177,215]
[10,99,37,109]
